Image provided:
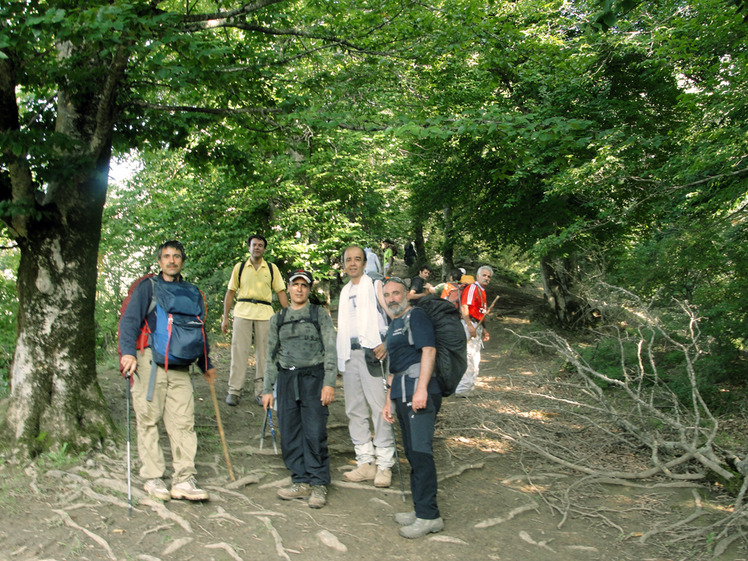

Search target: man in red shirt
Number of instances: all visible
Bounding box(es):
[456,266,493,397]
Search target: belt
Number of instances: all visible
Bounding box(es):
[237,297,272,306]
[350,337,362,350]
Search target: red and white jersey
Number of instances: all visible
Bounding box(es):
[461,283,487,322]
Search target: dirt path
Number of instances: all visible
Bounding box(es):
[0,304,742,561]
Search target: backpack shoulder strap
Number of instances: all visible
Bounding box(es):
[310,304,321,334]
[403,309,414,346]
[236,259,249,290]
[147,276,158,316]
[271,307,289,359]
[269,261,276,285]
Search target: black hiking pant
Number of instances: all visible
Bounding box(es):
[393,389,442,520]
[276,363,330,486]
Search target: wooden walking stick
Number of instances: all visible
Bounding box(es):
[209,380,235,481]
[476,295,500,329]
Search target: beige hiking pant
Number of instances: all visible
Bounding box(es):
[227,316,270,398]
[130,348,197,484]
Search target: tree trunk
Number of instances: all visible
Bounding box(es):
[6,177,114,455]
[413,222,427,271]
[441,205,455,281]
[539,253,589,328]
[0,40,128,455]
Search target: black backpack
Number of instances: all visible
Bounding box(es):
[403,295,467,397]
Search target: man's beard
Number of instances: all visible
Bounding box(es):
[388,300,409,317]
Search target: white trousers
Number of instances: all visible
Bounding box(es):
[342,349,395,468]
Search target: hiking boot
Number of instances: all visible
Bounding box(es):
[399,517,444,539]
[225,393,240,406]
[394,511,417,526]
[144,478,171,501]
[374,467,392,488]
[308,485,328,509]
[277,482,311,500]
[342,462,376,482]
[170,477,209,501]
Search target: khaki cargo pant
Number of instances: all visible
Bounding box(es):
[130,347,197,484]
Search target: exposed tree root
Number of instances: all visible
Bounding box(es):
[226,472,262,489]
[52,509,116,560]
[162,536,193,555]
[205,542,244,561]
[257,515,291,561]
[210,505,246,525]
[474,501,539,528]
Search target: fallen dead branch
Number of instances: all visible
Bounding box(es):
[495,286,745,555]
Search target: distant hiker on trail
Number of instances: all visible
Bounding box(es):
[222,234,288,407]
[456,265,493,397]
[364,246,382,276]
[381,277,444,539]
[119,240,216,501]
[408,264,435,302]
[262,269,337,509]
[382,239,395,276]
[337,245,395,488]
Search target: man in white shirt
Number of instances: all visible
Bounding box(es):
[336,245,395,487]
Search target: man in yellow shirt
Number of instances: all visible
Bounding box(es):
[222,234,288,406]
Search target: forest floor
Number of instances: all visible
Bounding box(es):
[1,283,748,561]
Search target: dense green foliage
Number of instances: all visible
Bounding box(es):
[2,0,748,411]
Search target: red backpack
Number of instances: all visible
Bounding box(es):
[117,274,155,376]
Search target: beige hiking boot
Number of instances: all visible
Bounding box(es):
[308,485,328,508]
[374,467,392,488]
[342,462,376,482]
[277,482,311,500]
[170,476,209,501]
[144,478,171,501]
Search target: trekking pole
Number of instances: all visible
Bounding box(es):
[260,407,268,450]
[125,374,132,517]
[260,407,279,454]
[379,362,406,502]
[267,408,279,454]
[209,380,235,481]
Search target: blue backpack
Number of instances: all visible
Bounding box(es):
[138,277,208,401]
[148,276,208,370]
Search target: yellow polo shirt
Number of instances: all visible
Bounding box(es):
[228,259,285,320]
